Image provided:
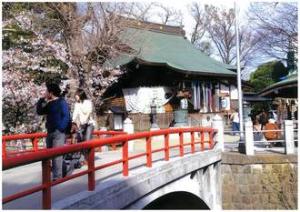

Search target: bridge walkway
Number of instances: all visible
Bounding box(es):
[3,142,211,209]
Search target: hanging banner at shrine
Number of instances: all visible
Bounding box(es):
[220,83,230,95]
[122,87,173,113]
[230,85,238,100]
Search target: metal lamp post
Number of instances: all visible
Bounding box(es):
[235,1,244,141]
[234,1,247,154]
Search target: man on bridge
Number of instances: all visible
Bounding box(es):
[36,82,70,181]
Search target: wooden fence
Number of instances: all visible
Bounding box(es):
[96,112,225,132]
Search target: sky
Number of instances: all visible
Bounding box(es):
[100,0,251,39]
[153,0,250,40]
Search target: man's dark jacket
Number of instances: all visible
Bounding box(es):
[37,97,70,133]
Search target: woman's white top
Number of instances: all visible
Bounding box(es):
[72,100,95,126]
[231,112,239,123]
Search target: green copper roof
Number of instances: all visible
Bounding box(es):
[258,72,298,96]
[105,28,236,77]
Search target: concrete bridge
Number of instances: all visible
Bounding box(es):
[3,146,222,210]
[3,118,297,210]
[53,148,222,209]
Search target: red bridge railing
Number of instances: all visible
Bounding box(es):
[2,127,217,209]
[2,130,126,159]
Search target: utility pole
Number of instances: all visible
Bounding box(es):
[234,1,244,140]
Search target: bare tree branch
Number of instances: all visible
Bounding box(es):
[190,3,207,44]
[247,2,298,60]
[189,3,262,68]
[155,4,183,26]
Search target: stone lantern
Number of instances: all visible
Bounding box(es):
[150,99,159,129]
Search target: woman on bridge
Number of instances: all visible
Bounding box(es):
[72,89,95,165]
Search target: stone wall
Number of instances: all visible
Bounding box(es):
[221,152,297,210]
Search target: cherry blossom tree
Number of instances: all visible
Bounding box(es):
[2,2,152,133]
[2,10,71,133]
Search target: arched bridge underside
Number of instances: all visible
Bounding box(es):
[143,191,210,209]
[53,149,222,210]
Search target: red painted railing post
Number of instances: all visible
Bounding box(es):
[2,139,6,159]
[33,138,39,152]
[146,136,152,167]
[42,159,51,209]
[179,132,184,157]
[191,132,195,153]
[122,140,129,176]
[164,133,169,161]
[201,131,204,151]
[88,148,95,191]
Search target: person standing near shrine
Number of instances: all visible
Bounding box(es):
[259,110,268,130]
[230,109,240,135]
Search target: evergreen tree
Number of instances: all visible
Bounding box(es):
[249,61,288,92]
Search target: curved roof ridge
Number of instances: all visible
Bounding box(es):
[105,27,237,77]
